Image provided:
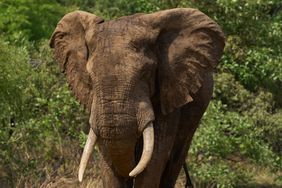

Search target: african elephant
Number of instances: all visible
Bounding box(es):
[50,8,225,188]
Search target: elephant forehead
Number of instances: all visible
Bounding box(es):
[88,43,145,75]
[93,18,149,45]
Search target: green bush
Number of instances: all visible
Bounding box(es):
[0,40,88,186]
[214,72,282,155]
[0,0,70,42]
[189,100,281,187]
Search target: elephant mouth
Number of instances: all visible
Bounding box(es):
[78,122,154,182]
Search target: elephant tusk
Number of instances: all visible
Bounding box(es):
[78,128,97,182]
[129,122,154,177]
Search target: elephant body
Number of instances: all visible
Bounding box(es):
[50,8,225,188]
[102,72,213,188]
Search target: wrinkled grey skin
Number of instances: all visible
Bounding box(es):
[50,8,225,188]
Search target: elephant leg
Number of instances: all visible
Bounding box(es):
[160,74,214,187]
[159,108,202,188]
[99,152,133,188]
[134,110,181,188]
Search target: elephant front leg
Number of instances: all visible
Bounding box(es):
[160,74,214,187]
[160,115,199,188]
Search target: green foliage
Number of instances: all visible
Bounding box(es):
[188,72,282,187]
[80,0,161,19]
[0,39,30,123]
[197,0,282,100]
[0,0,70,42]
[189,99,281,187]
[0,40,88,186]
[214,72,282,155]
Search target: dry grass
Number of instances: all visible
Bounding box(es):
[39,158,187,188]
[3,141,280,188]
[34,142,185,188]
[40,170,186,188]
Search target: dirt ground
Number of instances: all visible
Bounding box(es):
[39,159,187,188]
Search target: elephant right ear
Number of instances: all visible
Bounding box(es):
[141,8,225,114]
[50,11,104,112]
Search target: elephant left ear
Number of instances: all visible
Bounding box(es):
[141,8,225,114]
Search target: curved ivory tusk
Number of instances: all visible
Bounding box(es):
[129,122,154,177]
[78,128,97,182]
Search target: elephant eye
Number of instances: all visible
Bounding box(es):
[129,41,140,52]
[56,32,67,39]
[140,65,153,81]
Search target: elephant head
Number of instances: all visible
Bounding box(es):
[50,8,225,182]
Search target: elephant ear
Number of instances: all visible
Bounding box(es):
[50,11,104,112]
[142,8,225,114]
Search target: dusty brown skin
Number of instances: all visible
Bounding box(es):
[50,8,225,188]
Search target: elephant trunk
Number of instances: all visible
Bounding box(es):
[100,138,136,177]
[78,89,155,181]
[78,123,154,181]
[98,122,154,177]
